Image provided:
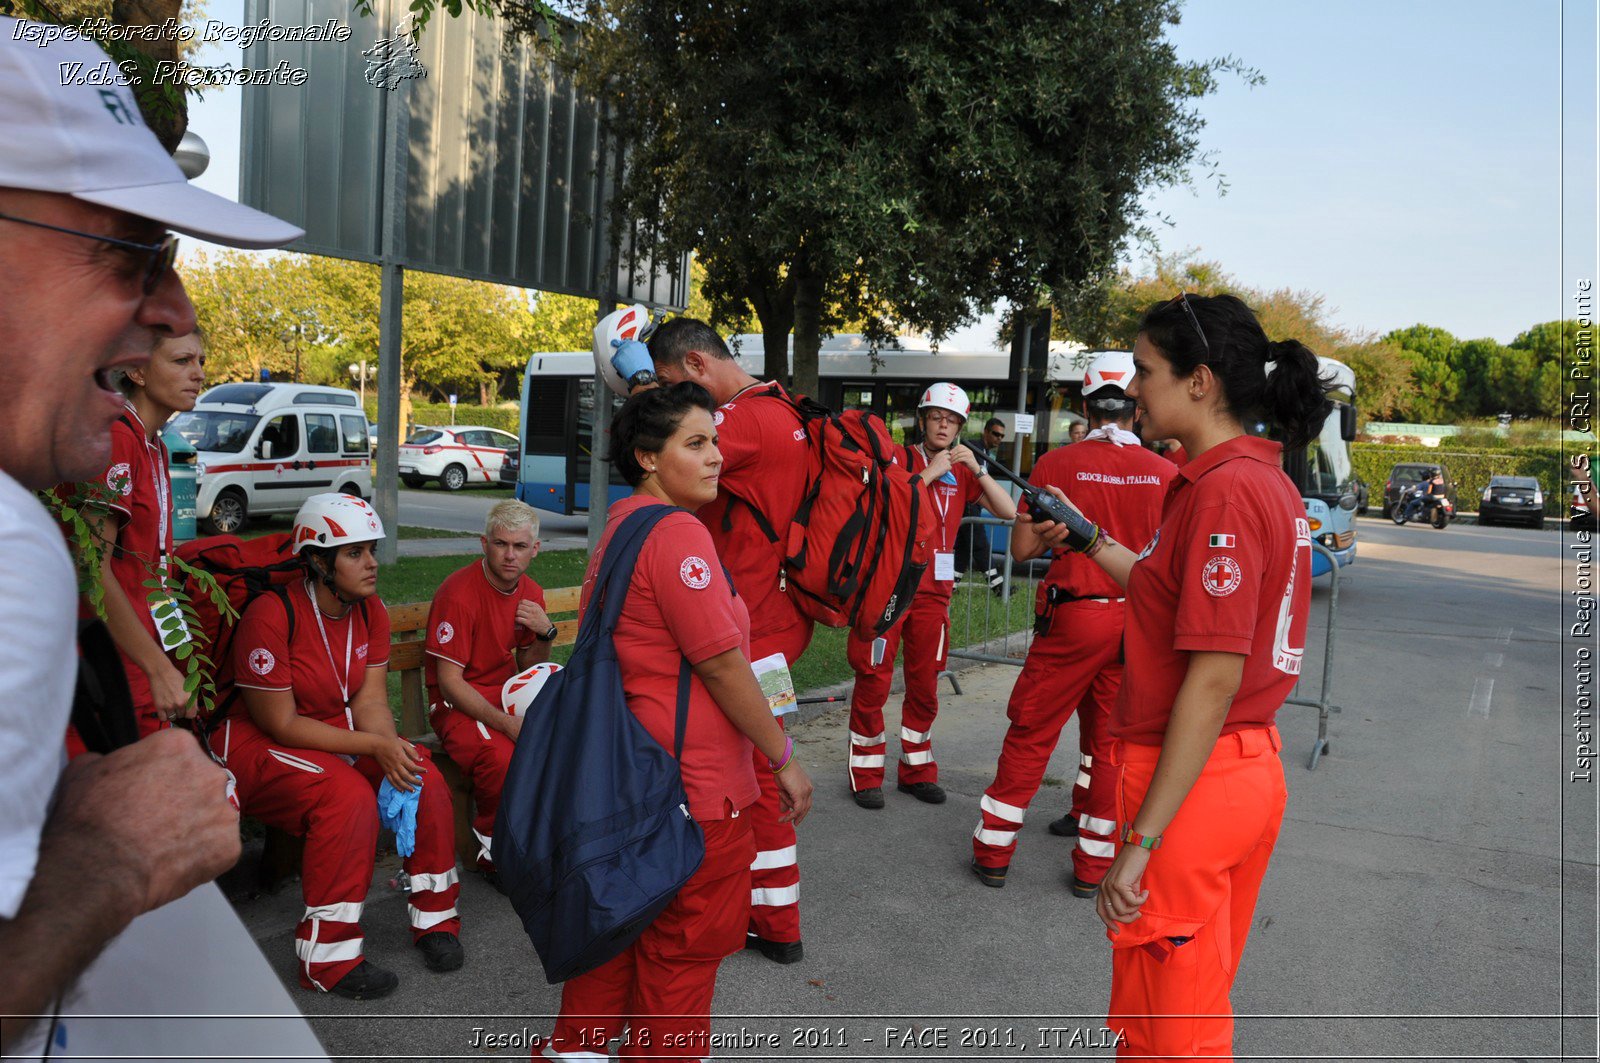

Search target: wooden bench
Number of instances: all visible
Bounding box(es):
[257,586,583,886]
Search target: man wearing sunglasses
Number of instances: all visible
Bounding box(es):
[0,19,302,1052]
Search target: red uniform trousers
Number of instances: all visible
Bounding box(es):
[845,592,950,790]
[973,599,1123,883]
[431,707,515,869]
[218,718,463,991]
[540,809,756,1062]
[745,624,809,944]
[1107,726,1286,1061]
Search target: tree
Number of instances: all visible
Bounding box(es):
[1382,324,1460,422]
[183,251,540,413]
[1055,252,1418,419]
[522,0,1238,396]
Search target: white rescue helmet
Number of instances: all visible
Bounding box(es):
[1082,351,1136,398]
[501,661,563,718]
[292,492,386,555]
[918,382,970,423]
[593,303,655,398]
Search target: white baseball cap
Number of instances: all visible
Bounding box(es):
[0,17,303,249]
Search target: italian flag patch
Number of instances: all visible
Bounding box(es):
[1209,534,1235,548]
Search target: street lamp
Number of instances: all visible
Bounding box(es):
[348,361,371,407]
[174,130,210,180]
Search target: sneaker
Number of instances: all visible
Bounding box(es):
[1070,876,1100,899]
[744,933,803,964]
[852,787,885,810]
[1047,813,1079,838]
[970,858,1008,888]
[416,931,465,972]
[987,571,1008,597]
[896,781,947,804]
[327,960,399,1000]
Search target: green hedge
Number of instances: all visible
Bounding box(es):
[1351,443,1571,515]
[363,401,521,434]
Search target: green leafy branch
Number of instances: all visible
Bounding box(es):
[40,482,238,717]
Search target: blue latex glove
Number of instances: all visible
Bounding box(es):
[610,338,654,386]
[377,777,421,858]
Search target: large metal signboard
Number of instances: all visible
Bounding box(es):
[239,0,687,309]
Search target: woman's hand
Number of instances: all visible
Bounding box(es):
[773,762,814,826]
[1096,842,1152,933]
[147,659,195,720]
[1019,485,1080,550]
[372,736,426,792]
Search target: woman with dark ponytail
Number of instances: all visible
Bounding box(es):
[1021,292,1331,1059]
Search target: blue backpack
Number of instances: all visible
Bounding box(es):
[491,504,707,983]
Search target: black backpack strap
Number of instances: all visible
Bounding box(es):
[71,618,138,754]
[674,657,692,761]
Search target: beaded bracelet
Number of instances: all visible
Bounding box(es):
[769,735,795,773]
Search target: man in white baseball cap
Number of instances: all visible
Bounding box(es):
[0,17,302,1051]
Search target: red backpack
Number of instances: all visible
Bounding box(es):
[733,389,937,642]
[171,532,304,725]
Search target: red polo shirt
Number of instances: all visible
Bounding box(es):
[96,406,173,708]
[585,496,759,821]
[904,444,982,600]
[697,382,813,650]
[424,560,547,712]
[1025,438,1174,602]
[234,580,391,728]
[1114,435,1311,744]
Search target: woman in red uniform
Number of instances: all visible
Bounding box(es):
[82,329,207,738]
[223,493,463,1000]
[1028,293,1331,1060]
[540,383,815,1063]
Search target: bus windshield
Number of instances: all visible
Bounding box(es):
[1295,407,1354,497]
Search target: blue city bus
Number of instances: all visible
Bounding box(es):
[509,342,1359,576]
[1290,357,1360,576]
[510,338,1046,516]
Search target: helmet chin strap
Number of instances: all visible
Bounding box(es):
[309,553,359,609]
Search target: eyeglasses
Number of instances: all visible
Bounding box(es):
[923,409,964,427]
[0,210,178,295]
[1166,292,1212,358]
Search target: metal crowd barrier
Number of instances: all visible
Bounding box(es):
[947,515,1039,668]
[944,517,1345,772]
[1287,540,1343,770]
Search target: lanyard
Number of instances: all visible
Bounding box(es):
[918,445,954,550]
[306,579,355,725]
[126,404,171,576]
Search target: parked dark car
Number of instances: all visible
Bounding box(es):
[1477,475,1545,529]
[1382,462,1457,520]
[499,442,521,487]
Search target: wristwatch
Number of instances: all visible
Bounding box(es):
[536,624,559,642]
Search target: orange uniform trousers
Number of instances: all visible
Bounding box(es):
[1107,726,1286,1061]
[745,624,810,944]
[431,706,515,869]
[845,591,951,790]
[973,598,1124,882]
[539,809,756,1062]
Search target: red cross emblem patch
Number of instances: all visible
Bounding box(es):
[680,556,711,590]
[1202,555,1242,598]
[248,648,276,676]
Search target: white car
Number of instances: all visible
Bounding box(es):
[398,425,520,491]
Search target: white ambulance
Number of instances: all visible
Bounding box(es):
[169,383,373,534]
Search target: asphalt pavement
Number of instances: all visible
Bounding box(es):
[229,516,1593,1061]
[397,489,591,553]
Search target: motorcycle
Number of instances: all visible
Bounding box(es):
[1392,483,1451,529]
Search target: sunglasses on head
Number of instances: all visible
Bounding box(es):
[1165,292,1212,359]
[0,210,178,295]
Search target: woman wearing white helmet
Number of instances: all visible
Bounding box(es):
[219,493,464,1001]
[843,382,1016,809]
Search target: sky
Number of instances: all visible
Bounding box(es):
[183,0,1598,351]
